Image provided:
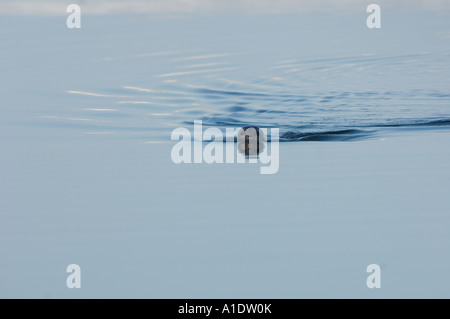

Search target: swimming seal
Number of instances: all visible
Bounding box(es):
[237,126,266,156]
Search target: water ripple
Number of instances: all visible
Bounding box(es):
[40,52,450,142]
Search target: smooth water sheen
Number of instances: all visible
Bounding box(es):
[38,51,450,142]
[1,11,450,298]
[1,13,448,143]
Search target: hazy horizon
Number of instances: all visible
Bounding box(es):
[1,0,450,16]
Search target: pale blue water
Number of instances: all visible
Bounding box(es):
[3,13,450,142]
[1,11,450,298]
